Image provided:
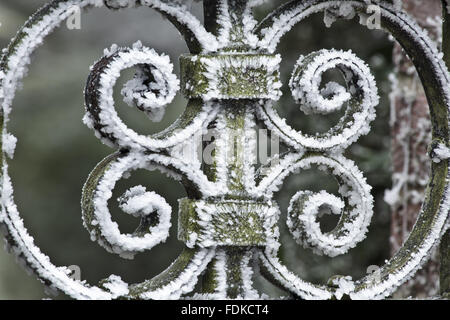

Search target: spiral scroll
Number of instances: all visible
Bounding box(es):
[82,152,174,259]
[258,48,378,152]
[84,42,182,150]
[286,155,373,257]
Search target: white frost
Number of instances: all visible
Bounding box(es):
[2,132,17,159]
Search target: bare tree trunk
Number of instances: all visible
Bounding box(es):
[387,0,442,298]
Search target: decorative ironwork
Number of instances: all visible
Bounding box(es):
[0,0,449,300]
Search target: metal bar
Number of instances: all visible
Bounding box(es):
[440,0,450,297]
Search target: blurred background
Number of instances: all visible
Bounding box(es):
[0,0,395,299]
